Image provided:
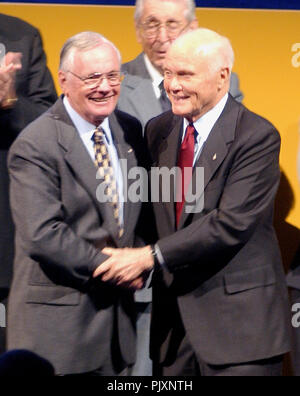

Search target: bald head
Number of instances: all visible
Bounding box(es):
[169,28,234,74]
[164,28,234,122]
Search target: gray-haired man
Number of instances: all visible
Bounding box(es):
[7,32,148,376]
[117,0,244,376]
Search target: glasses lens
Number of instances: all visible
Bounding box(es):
[143,21,183,38]
[84,72,122,88]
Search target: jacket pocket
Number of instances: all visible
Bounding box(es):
[26,285,80,306]
[224,265,276,295]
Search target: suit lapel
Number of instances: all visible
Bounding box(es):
[53,98,120,244]
[178,96,240,228]
[156,115,183,232]
[108,112,140,246]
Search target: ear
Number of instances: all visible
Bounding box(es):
[58,70,67,92]
[218,67,230,90]
[189,19,199,31]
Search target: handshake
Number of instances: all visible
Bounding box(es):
[93,246,155,291]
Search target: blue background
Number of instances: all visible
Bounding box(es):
[3,0,300,11]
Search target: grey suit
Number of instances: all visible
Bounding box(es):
[118,53,243,128]
[7,97,146,375]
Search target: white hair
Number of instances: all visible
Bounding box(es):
[59,31,121,71]
[134,0,196,23]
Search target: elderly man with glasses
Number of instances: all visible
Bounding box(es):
[118,0,243,128]
[117,0,243,376]
[6,31,149,376]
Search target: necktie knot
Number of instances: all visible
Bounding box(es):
[181,124,195,150]
[186,123,195,136]
[92,127,104,144]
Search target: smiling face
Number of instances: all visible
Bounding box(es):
[164,39,230,122]
[136,0,197,74]
[59,43,121,125]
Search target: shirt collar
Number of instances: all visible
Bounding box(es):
[63,95,111,143]
[184,93,228,143]
[144,54,164,88]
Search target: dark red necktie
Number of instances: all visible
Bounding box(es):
[176,124,196,227]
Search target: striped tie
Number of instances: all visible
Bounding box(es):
[92,127,124,238]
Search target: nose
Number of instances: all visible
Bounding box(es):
[95,76,111,92]
[156,25,170,43]
[168,75,182,92]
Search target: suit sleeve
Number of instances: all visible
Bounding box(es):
[156,122,281,272]
[0,28,57,137]
[8,136,108,287]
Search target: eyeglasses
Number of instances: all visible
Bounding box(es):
[140,20,190,39]
[68,71,125,88]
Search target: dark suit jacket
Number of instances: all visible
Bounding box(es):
[0,14,57,288]
[7,97,146,375]
[119,53,244,128]
[146,95,291,366]
[119,53,244,304]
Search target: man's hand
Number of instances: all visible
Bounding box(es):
[93,246,154,290]
[0,52,22,107]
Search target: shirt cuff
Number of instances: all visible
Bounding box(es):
[155,243,169,272]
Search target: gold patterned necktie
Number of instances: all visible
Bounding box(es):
[92,127,124,238]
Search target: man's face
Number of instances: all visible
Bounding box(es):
[136,0,197,73]
[59,44,121,125]
[164,47,225,122]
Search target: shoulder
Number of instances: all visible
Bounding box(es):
[0,13,38,40]
[228,99,281,155]
[145,111,177,148]
[122,53,143,74]
[9,100,63,157]
[114,109,142,131]
[147,110,175,132]
[240,103,280,140]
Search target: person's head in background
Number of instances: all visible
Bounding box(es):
[134,0,198,74]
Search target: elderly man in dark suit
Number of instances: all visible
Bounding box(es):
[0,13,57,354]
[7,31,148,376]
[118,0,243,376]
[96,28,291,376]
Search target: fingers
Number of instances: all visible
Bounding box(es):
[101,247,117,256]
[5,52,22,69]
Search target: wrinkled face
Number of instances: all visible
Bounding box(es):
[164,47,225,122]
[136,0,197,73]
[59,44,121,125]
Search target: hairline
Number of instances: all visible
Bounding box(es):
[134,0,196,24]
[59,32,122,72]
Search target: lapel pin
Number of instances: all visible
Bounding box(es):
[213,153,217,161]
[128,148,133,153]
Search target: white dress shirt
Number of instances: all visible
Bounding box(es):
[144,54,164,100]
[63,96,124,225]
[182,93,229,165]
[156,93,229,266]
